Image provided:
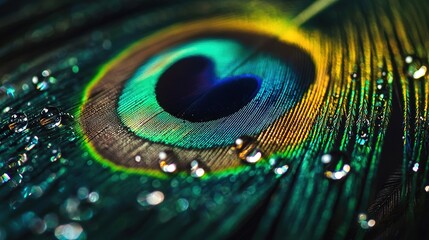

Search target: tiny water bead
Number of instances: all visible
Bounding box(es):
[356,129,369,145]
[350,71,360,81]
[321,151,351,180]
[158,151,178,173]
[8,112,28,133]
[233,136,262,163]
[47,144,62,162]
[404,55,427,79]
[40,107,62,129]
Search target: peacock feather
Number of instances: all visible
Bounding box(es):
[0,0,428,239]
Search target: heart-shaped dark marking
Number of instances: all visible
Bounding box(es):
[156,55,261,122]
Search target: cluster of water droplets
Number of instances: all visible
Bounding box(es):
[232,136,263,164]
[404,55,428,80]
[321,151,351,180]
[357,213,376,229]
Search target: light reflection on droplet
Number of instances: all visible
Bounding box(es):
[0,173,11,184]
[412,162,419,172]
[137,191,165,206]
[274,165,289,176]
[158,151,177,173]
[321,151,351,180]
[25,136,39,151]
[404,55,427,79]
[47,143,62,162]
[425,185,429,192]
[88,192,99,203]
[233,136,263,164]
[189,159,206,178]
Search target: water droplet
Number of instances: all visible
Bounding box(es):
[134,155,141,163]
[8,112,28,133]
[7,172,23,188]
[425,185,429,192]
[321,151,351,180]
[54,223,84,240]
[233,136,262,163]
[0,84,15,98]
[2,106,11,113]
[158,150,177,173]
[189,159,206,178]
[356,119,370,145]
[44,213,59,230]
[0,173,11,184]
[356,129,369,145]
[32,71,52,91]
[350,71,359,81]
[137,191,164,206]
[88,192,99,203]
[40,107,61,129]
[47,143,61,162]
[29,217,47,234]
[176,198,189,212]
[376,78,387,91]
[326,116,335,131]
[6,153,28,169]
[25,136,39,151]
[274,165,289,176]
[412,162,419,172]
[404,55,427,79]
[77,187,89,200]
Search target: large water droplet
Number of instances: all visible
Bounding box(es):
[8,112,28,133]
[40,107,61,129]
[233,136,263,163]
[158,150,177,173]
[321,151,351,180]
[5,153,28,169]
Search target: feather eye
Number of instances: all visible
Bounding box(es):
[79,21,322,174]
